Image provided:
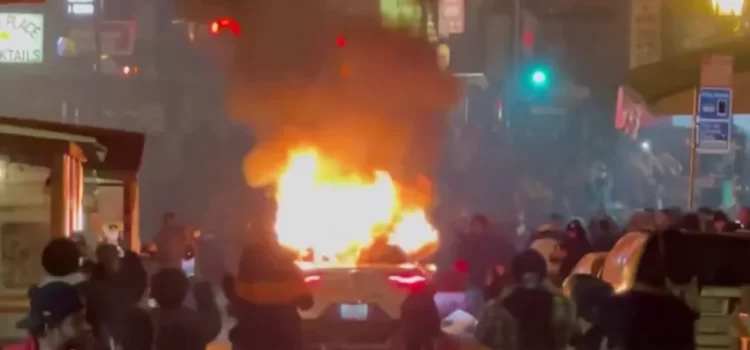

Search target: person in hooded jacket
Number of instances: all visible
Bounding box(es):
[227,229,313,350]
[156,268,221,350]
[474,250,575,350]
[84,244,124,350]
[455,215,516,317]
[108,251,149,350]
[121,268,221,350]
[558,219,593,282]
[400,283,442,350]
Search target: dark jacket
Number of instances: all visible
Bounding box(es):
[228,243,313,350]
[605,289,697,350]
[119,281,221,350]
[88,266,125,350]
[401,286,441,349]
[456,234,515,288]
[475,282,575,350]
[569,326,606,350]
[502,287,557,350]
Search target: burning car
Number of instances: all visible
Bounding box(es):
[298,261,432,349]
[264,148,439,349]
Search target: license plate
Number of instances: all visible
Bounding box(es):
[339,303,368,321]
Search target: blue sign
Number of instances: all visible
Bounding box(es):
[697,87,732,154]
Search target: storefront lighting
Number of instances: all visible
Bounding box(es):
[712,0,744,16]
[67,0,94,15]
[122,65,138,75]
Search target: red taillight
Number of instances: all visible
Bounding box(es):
[304,274,322,288]
[304,274,321,283]
[209,17,240,36]
[455,259,468,273]
[388,273,427,290]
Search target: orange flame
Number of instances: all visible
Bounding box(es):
[274,148,438,262]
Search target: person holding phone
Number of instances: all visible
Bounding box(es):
[122,268,222,350]
[182,245,197,278]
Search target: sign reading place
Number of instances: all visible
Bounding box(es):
[0,13,43,63]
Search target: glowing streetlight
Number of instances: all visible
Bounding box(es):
[641,140,651,152]
[712,0,744,16]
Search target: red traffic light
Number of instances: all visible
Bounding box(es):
[522,31,534,49]
[209,17,240,36]
[335,36,346,47]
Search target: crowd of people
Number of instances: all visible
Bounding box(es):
[445,205,750,350]
[10,211,317,350]
[13,206,750,350]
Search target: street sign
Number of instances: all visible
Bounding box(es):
[696,87,732,154]
[689,54,734,209]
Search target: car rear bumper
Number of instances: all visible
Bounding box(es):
[302,319,399,348]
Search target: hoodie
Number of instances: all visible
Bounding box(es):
[229,243,312,350]
[119,281,222,350]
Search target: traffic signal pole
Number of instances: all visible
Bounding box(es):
[511,0,521,82]
[509,0,521,98]
[503,0,522,138]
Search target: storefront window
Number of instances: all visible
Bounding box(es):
[0,162,51,294]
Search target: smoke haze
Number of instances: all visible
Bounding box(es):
[178,0,460,193]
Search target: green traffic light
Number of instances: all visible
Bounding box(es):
[531,70,547,85]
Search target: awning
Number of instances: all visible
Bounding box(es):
[627,37,750,103]
[0,115,144,179]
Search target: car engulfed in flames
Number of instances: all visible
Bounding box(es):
[273,148,438,263]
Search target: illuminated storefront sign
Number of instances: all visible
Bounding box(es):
[0,13,43,63]
[438,0,464,36]
[380,0,423,31]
